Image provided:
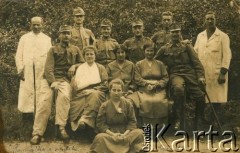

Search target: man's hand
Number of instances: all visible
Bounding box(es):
[68,65,76,78]
[18,70,25,81]
[218,73,226,84]
[147,84,155,91]
[182,39,192,45]
[198,77,206,86]
[51,82,60,90]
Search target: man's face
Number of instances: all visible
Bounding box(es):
[73,15,85,25]
[132,25,144,37]
[171,30,181,42]
[116,49,126,61]
[205,14,216,28]
[162,15,173,28]
[110,84,123,101]
[59,31,71,43]
[31,20,43,34]
[101,26,111,38]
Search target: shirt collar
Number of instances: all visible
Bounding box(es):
[168,41,182,48]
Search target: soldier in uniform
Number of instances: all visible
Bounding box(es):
[30,25,83,145]
[122,19,153,63]
[155,24,206,131]
[94,19,119,66]
[151,11,173,51]
[71,7,95,56]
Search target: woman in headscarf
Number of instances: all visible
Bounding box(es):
[69,45,108,131]
[90,79,143,153]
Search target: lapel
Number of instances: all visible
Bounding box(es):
[207,28,220,42]
[111,60,131,70]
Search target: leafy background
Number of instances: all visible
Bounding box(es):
[0,0,240,140]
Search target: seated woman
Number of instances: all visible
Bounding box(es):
[106,45,136,96]
[69,45,108,131]
[90,79,143,153]
[129,43,169,125]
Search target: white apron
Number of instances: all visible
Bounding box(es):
[15,32,52,112]
[194,28,232,103]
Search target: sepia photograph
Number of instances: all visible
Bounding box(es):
[0,0,240,152]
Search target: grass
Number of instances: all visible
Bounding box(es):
[1,101,240,141]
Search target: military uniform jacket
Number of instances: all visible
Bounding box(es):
[151,29,171,51]
[123,36,153,63]
[94,37,119,66]
[70,26,95,51]
[155,42,204,79]
[44,43,83,85]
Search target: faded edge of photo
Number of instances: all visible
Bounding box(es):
[0,107,8,153]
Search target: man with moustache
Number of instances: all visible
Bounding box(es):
[194,11,232,124]
[122,19,153,63]
[71,7,95,54]
[155,24,206,131]
[30,25,83,145]
[15,16,52,121]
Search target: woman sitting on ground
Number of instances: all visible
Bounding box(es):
[69,45,108,132]
[90,79,144,153]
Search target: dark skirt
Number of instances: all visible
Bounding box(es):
[69,89,106,130]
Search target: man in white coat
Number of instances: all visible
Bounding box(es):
[194,11,232,123]
[15,17,52,120]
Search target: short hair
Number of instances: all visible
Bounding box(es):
[31,16,43,24]
[206,11,215,16]
[82,45,97,56]
[114,44,126,54]
[109,78,124,90]
[162,11,173,17]
[143,42,154,51]
[132,18,144,27]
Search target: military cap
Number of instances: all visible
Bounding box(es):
[169,23,181,32]
[59,25,71,33]
[100,19,112,27]
[73,7,85,16]
[162,11,173,17]
[132,19,143,27]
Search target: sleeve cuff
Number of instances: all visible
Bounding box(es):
[220,67,228,75]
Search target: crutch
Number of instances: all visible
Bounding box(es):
[202,86,224,133]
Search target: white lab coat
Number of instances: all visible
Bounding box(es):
[15,32,52,112]
[194,28,232,103]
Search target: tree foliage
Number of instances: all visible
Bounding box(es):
[0,0,240,102]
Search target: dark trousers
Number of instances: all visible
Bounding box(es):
[171,75,205,131]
